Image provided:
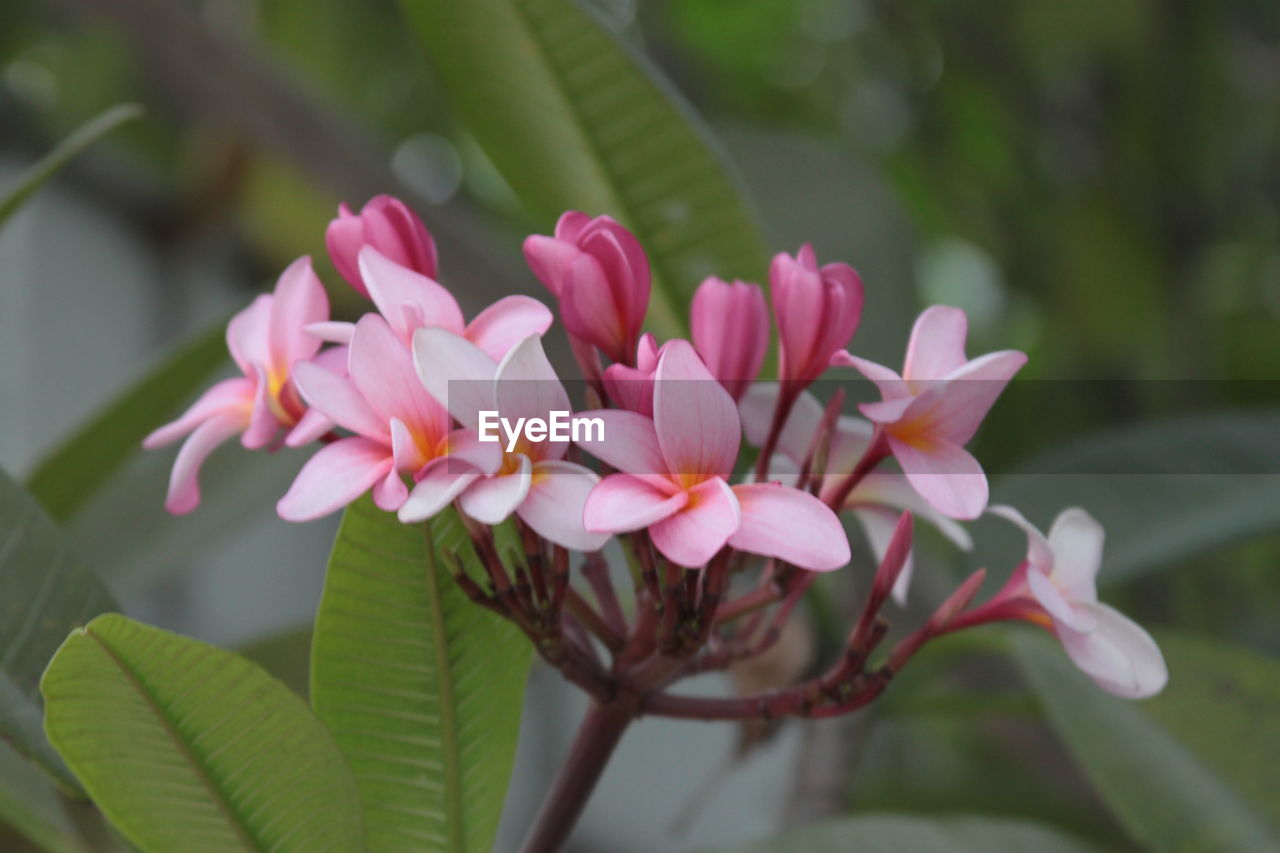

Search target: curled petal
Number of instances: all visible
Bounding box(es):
[444,429,503,477]
[143,377,253,449]
[412,326,498,429]
[163,411,248,515]
[1056,602,1168,699]
[226,295,272,376]
[518,460,610,552]
[277,437,393,522]
[1027,567,1097,633]
[583,474,687,533]
[458,454,532,524]
[649,478,741,568]
[729,482,850,572]
[240,365,281,450]
[305,321,355,345]
[465,295,554,361]
[268,256,328,371]
[285,408,334,448]
[358,246,464,343]
[1047,508,1105,602]
[398,459,482,523]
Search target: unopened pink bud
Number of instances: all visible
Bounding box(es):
[326,195,438,298]
[692,277,769,401]
[770,244,863,385]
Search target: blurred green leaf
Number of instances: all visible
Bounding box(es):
[41,614,365,853]
[27,322,228,523]
[0,104,142,227]
[703,813,1103,852]
[992,410,1280,584]
[311,497,530,852]
[1144,631,1280,828]
[0,468,116,792]
[0,743,94,853]
[1011,631,1278,852]
[401,0,768,334]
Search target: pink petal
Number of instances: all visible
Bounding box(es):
[518,460,610,552]
[444,428,503,477]
[226,295,271,376]
[987,505,1054,573]
[389,417,425,476]
[277,437,393,522]
[729,482,850,571]
[350,315,450,443]
[560,253,628,359]
[858,395,916,424]
[458,454,532,524]
[268,256,328,371]
[650,478,741,568]
[602,362,655,417]
[889,435,988,520]
[1047,508,1104,602]
[494,334,571,432]
[163,411,248,515]
[846,472,973,551]
[465,295,554,361]
[1027,566,1097,632]
[573,409,669,479]
[372,465,409,512]
[325,204,370,297]
[358,245,464,343]
[143,377,253,449]
[583,473,688,533]
[903,305,970,382]
[927,350,1027,445]
[692,277,768,400]
[411,326,497,429]
[240,364,281,450]
[305,321,355,345]
[397,458,482,523]
[292,359,389,442]
[285,408,334,447]
[1056,602,1168,699]
[845,355,908,401]
[522,234,580,297]
[653,340,740,480]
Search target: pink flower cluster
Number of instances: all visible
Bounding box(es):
[146,196,1166,699]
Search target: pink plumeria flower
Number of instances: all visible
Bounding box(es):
[326,195,438,299]
[691,277,769,401]
[308,246,552,359]
[276,313,498,521]
[771,245,864,386]
[578,341,850,570]
[602,333,662,416]
[843,306,1026,520]
[144,257,329,514]
[407,328,609,552]
[523,211,651,365]
[966,506,1168,699]
[740,385,972,603]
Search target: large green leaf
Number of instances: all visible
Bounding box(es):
[0,104,143,227]
[27,322,229,523]
[0,468,116,791]
[1011,631,1278,852]
[401,0,769,332]
[311,497,531,852]
[1143,631,1280,829]
[41,613,366,853]
[703,813,1102,853]
[993,410,1280,583]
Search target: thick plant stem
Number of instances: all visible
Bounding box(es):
[520,700,634,853]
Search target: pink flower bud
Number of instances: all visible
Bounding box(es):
[692,277,769,401]
[326,195,438,298]
[770,244,864,386]
[523,211,651,364]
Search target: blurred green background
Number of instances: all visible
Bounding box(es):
[1,0,1278,851]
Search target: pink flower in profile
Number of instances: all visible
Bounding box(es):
[771,245,864,386]
[578,341,850,570]
[692,277,769,401]
[844,306,1026,520]
[276,314,497,521]
[954,506,1167,699]
[523,212,651,365]
[144,257,329,514]
[740,385,973,604]
[308,247,552,361]
[326,195,438,299]
[602,334,662,416]
[407,329,608,551]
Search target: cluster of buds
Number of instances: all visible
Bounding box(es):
[146,196,1167,731]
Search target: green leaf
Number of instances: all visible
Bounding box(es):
[1010,631,1278,852]
[27,321,229,523]
[401,0,768,333]
[1143,631,1280,829]
[702,813,1103,853]
[311,497,531,853]
[993,410,1280,583]
[0,742,95,853]
[0,104,143,227]
[0,468,116,791]
[41,613,366,853]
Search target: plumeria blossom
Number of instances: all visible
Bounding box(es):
[326,194,438,299]
[771,245,864,387]
[308,246,553,359]
[407,328,608,551]
[578,340,850,570]
[523,212,651,365]
[276,313,498,521]
[691,277,769,401]
[144,257,329,514]
[953,506,1167,699]
[740,385,972,603]
[842,305,1026,521]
